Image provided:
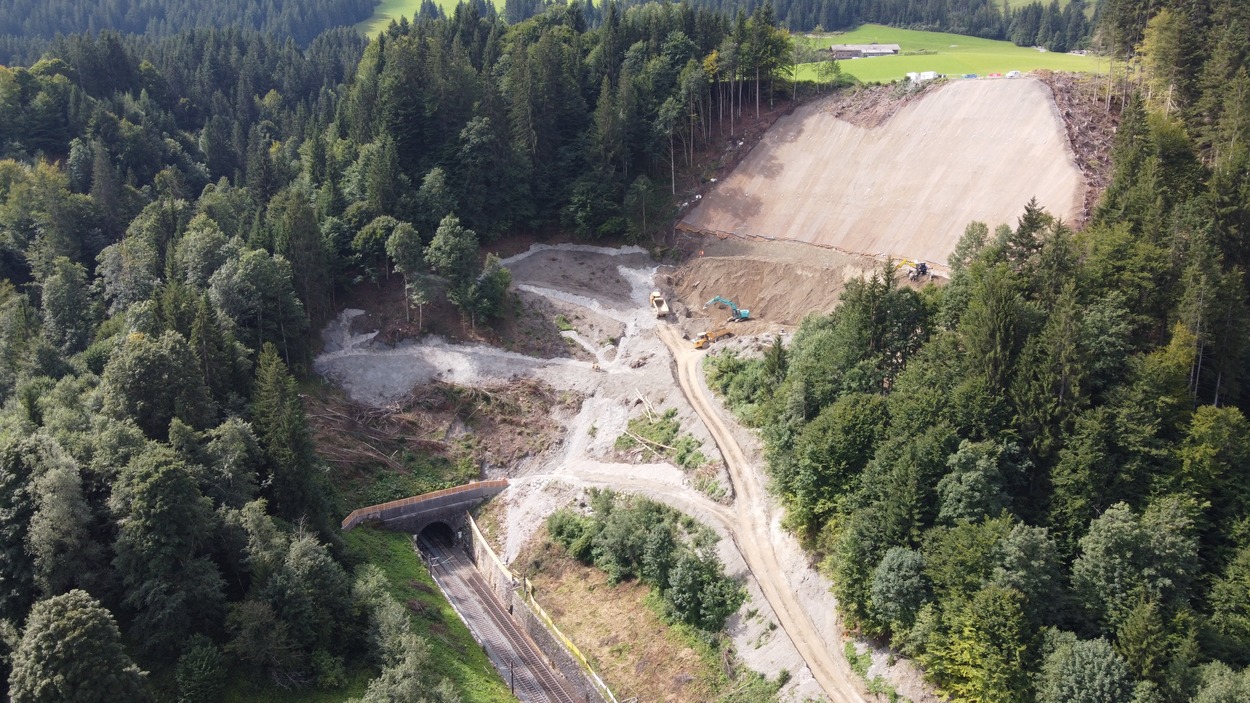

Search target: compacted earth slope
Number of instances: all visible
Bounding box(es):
[681,77,1084,269]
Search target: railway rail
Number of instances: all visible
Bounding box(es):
[420,535,581,703]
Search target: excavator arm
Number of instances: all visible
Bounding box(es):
[704,296,750,320]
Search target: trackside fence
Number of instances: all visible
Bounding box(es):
[468,513,619,703]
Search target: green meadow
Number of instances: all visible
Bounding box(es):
[356,0,502,36]
[798,24,1107,83]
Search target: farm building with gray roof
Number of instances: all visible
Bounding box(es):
[828,43,901,59]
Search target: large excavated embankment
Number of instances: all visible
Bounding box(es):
[680,77,1085,269]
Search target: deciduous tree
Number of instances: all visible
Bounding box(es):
[110,445,224,654]
[9,590,148,703]
[1038,633,1135,703]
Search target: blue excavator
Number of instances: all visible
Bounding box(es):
[705,296,750,321]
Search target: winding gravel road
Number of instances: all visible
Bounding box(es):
[657,324,867,703]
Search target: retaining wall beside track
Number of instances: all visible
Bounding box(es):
[468,514,617,703]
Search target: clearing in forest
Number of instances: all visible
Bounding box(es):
[680,77,1084,270]
[357,0,503,36]
[797,25,1106,83]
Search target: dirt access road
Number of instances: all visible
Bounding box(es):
[658,324,865,703]
[317,243,925,702]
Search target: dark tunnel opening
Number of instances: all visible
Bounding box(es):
[419,521,455,548]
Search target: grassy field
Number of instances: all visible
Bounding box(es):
[356,0,502,36]
[798,24,1107,83]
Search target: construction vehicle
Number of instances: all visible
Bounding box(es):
[649,290,670,318]
[704,296,750,321]
[693,327,733,349]
[894,258,931,281]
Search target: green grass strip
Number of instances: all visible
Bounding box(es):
[797,24,1108,83]
[343,527,515,703]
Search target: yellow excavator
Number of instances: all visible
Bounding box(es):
[894,258,931,281]
[693,327,733,349]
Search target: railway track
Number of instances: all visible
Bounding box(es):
[420,536,581,703]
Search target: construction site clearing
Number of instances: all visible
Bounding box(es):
[315,71,1117,703]
[679,75,1113,273]
[315,239,942,703]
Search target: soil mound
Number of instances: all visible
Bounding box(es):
[671,254,876,328]
[679,77,1085,270]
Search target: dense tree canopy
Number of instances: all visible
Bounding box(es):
[0,0,373,57]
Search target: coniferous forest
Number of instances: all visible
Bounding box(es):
[0,0,1248,700]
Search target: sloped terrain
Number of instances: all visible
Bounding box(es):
[680,78,1085,270]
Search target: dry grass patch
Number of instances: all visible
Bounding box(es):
[472,494,508,555]
[515,538,722,703]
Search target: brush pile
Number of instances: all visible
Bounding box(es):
[1037,70,1121,224]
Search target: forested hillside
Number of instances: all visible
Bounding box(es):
[0,0,375,61]
[707,0,1250,701]
[2,0,1248,698]
[0,2,804,699]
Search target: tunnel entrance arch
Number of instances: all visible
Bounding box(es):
[341,480,508,533]
[418,521,456,548]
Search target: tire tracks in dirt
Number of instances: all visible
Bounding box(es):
[657,324,867,703]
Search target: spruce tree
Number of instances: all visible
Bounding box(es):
[252,343,324,529]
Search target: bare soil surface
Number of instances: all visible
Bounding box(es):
[305,379,574,496]
[659,233,931,338]
[819,81,940,129]
[669,253,876,329]
[680,77,1085,272]
[317,242,939,703]
[335,272,581,360]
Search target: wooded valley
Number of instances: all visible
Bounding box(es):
[0,0,1247,700]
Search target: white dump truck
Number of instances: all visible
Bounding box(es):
[649,291,670,318]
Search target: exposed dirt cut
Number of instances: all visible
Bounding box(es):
[680,77,1085,272]
[660,232,919,337]
[305,378,574,492]
[335,265,581,360]
[671,255,871,329]
[502,246,651,306]
[819,81,940,128]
